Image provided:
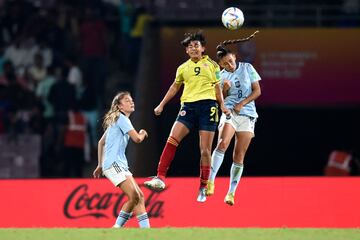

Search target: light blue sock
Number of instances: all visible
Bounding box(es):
[209,150,225,182]
[115,210,132,227]
[228,162,244,194]
[137,213,150,228]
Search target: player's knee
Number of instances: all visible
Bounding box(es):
[138,189,144,200]
[129,191,141,205]
[200,148,211,158]
[217,139,229,152]
[138,193,145,204]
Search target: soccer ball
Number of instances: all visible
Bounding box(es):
[221,7,244,30]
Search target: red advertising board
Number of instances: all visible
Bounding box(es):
[0,177,359,228]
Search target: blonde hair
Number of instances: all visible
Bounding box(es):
[102,91,130,130]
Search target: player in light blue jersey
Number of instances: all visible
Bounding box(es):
[93,91,150,228]
[206,39,261,206]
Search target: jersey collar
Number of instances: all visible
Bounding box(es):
[223,61,240,74]
[189,55,208,63]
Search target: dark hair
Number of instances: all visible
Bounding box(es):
[216,44,232,60]
[216,30,260,60]
[181,30,206,47]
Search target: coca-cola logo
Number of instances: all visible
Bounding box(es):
[64,184,164,219]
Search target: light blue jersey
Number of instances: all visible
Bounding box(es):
[103,114,134,170]
[221,62,261,118]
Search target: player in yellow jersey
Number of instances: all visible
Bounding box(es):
[144,30,230,202]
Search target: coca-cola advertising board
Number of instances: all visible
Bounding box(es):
[0,177,359,228]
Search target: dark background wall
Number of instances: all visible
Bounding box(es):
[152,106,360,177]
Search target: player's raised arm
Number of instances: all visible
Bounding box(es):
[222,79,231,98]
[128,129,148,143]
[154,81,182,115]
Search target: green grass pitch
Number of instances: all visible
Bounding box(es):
[1,228,359,240]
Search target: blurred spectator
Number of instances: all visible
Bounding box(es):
[27,53,47,90]
[36,66,58,177]
[79,7,107,108]
[0,1,29,45]
[48,68,77,126]
[43,9,67,68]
[47,69,77,176]
[22,7,48,44]
[3,36,28,76]
[0,60,28,90]
[129,5,153,71]
[61,104,87,178]
[21,37,40,76]
[26,97,43,134]
[118,0,135,69]
[0,61,39,135]
[36,39,53,68]
[35,65,57,121]
[79,78,99,161]
[79,7,107,59]
[3,34,39,77]
[64,54,82,99]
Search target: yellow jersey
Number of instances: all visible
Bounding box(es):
[175,55,221,103]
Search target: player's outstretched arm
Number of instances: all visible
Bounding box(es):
[154,81,182,115]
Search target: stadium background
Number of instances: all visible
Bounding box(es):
[0,0,359,229]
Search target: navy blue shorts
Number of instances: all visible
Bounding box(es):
[176,99,219,132]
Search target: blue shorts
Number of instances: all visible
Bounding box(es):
[176,100,219,132]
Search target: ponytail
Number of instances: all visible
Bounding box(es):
[221,30,259,46]
[216,30,259,59]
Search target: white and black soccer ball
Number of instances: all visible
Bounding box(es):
[221,7,244,30]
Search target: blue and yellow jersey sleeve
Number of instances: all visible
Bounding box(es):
[175,55,220,103]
